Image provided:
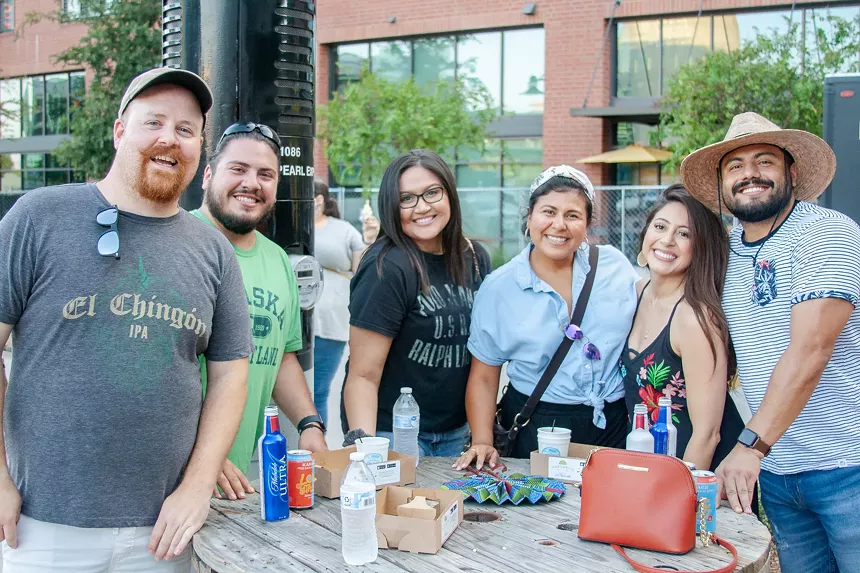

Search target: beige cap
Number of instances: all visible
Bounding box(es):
[117,67,213,120]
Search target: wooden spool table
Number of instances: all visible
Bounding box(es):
[192,456,772,572]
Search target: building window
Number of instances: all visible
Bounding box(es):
[615,4,860,98]
[0,0,13,34]
[0,153,83,192]
[0,71,85,139]
[63,0,115,19]
[333,27,545,114]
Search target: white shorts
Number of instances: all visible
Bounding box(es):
[2,514,192,573]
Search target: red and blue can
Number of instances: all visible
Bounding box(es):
[692,470,718,534]
[287,449,314,509]
[257,406,290,522]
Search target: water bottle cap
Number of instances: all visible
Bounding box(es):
[400,387,412,394]
[350,452,367,461]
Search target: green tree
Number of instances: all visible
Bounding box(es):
[657,13,860,166]
[318,67,497,193]
[23,0,162,179]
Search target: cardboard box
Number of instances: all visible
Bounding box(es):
[530,442,604,484]
[375,486,463,554]
[314,446,416,499]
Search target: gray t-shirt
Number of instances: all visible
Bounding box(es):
[0,183,253,528]
[312,217,364,341]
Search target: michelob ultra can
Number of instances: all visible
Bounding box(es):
[258,406,290,521]
[287,449,314,509]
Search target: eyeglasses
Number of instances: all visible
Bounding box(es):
[563,324,601,360]
[399,186,444,209]
[217,122,281,150]
[97,206,120,260]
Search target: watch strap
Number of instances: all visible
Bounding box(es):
[297,414,326,434]
[751,438,771,457]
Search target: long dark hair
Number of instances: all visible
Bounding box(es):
[375,149,470,290]
[640,184,736,377]
[314,179,340,218]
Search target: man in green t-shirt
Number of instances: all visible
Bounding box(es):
[192,122,328,500]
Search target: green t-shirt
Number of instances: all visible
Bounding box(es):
[192,210,303,473]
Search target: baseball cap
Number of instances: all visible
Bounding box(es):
[118,67,213,121]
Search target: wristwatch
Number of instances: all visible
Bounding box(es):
[297,414,326,435]
[737,428,771,457]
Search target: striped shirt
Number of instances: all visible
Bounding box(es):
[723,201,860,475]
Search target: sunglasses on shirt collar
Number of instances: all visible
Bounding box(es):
[97,206,120,260]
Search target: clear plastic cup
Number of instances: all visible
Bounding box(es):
[537,427,572,456]
[355,437,390,463]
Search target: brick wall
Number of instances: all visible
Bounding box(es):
[313,0,797,185]
[0,0,88,78]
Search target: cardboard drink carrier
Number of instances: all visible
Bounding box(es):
[375,486,463,554]
[314,446,416,498]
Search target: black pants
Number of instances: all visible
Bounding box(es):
[499,386,628,459]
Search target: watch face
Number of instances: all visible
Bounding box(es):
[738,428,758,447]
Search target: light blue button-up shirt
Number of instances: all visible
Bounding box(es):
[467,244,638,429]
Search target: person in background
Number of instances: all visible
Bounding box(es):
[0,68,252,570]
[193,122,327,501]
[682,112,860,572]
[622,185,746,473]
[312,179,370,426]
[342,149,490,456]
[456,166,638,469]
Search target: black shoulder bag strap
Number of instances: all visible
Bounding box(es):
[507,245,599,441]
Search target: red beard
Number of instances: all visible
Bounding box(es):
[132,142,191,204]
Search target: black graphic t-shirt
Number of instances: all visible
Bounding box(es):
[345,241,490,433]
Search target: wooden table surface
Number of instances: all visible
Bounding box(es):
[192,456,772,573]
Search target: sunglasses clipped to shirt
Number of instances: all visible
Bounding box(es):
[97,206,120,260]
[217,122,281,149]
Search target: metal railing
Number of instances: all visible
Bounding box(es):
[333,185,669,267]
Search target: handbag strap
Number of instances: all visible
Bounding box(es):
[510,245,599,430]
[610,536,738,573]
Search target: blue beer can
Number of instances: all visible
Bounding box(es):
[257,406,290,522]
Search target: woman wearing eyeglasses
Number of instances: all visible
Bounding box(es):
[342,149,490,456]
[455,166,639,469]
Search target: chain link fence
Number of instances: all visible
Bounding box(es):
[333,185,669,267]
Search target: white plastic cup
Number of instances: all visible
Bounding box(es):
[355,437,390,464]
[537,427,572,456]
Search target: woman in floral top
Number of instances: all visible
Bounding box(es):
[621,185,745,472]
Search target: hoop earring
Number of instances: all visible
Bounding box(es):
[523,228,531,241]
[636,251,648,268]
[578,237,589,252]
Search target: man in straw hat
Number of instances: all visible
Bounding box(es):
[682,111,860,572]
[0,68,253,570]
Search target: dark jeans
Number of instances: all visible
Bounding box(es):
[499,386,628,459]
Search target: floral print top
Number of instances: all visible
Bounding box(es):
[621,288,745,471]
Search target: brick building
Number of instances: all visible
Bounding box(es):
[1,0,857,254]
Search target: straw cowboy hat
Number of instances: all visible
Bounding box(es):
[680,112,836,212]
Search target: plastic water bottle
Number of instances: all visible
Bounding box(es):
[658,397,678,457]
[340,452,378,565]
[626,404,655,453]
[393,387,420,466]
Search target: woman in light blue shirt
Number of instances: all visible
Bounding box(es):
[455,165,639,467]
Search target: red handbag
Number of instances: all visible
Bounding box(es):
[577,449,738,573]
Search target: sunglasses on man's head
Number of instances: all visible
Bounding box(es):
[97,206,120,260]
[217,122,281,150]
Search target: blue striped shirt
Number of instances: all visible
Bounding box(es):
[467,244,638,429]
[723,201,860,474]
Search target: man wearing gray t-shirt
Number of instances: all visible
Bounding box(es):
[0,68,253,571]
